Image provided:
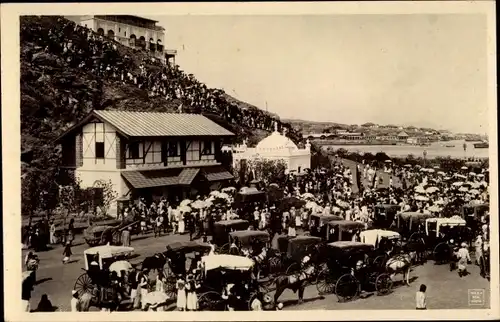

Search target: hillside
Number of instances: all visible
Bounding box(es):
[20,15,311,215]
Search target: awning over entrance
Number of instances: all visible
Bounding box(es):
[178,168,200,186]
[202,166,234,182]
[121,168,182,189]
[121,166,232,189]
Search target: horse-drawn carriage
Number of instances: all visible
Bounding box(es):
[308,213,343,238]
[462,203,489,235]
[158,240,213,296]
[83,219,139,246]
[197,254,263,311]
[325,220,366,242]
[223,230,270,255]
[74,245,134,309]
[269,235,324,275]
[360,229,401,268]
[315,241,393,302]
[212,219,250,250]
[373,204,401,229]
[425,216,467,264]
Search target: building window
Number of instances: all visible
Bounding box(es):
[124,31,126,37]
[119,27,121,32]
[168,142,178,157]
[186,141,200,162]
[201,140,212,155]
[128,142,140,159]
[95,142,105,159]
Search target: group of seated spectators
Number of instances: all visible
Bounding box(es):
[21,16,302,143]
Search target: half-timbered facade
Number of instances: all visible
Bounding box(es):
[56,110,235,215]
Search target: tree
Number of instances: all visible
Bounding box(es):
[93,179,118,216]
[58,177,83,215]
[247,159,287,185]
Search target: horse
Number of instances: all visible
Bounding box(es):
[273,265,317,304]
[385,253,412,286]
[141,253,167,274]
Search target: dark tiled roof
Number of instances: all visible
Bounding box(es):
[94,110,234,137]
[178,168,200,185]
[202,166,234,182]
[121,168,183,189]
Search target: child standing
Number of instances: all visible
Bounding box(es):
[176,275,187,311]
[62,242,72,264]
[416,284,427,310]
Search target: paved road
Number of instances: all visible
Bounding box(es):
[24,230,490,312]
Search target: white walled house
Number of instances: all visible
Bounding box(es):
[232,128,311,175]
[57,110,234,216]
[72,15,177,64]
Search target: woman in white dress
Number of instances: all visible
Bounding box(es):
[185,274,199,311]
[176,277,187,311]
[178,211,185,234]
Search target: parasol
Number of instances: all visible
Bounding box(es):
[301,193,315,200]
[433,166,440,169]
[180,199,192,207]
[178,205,192,213]
[458,186,469,192]
[437,171,445,176]
[469,172,476,176]
[452,181,464,187]
[427,169,435,173]
[426,187,439,194]
[469,189,480,195]
[414,186,427,194]
[109,260,133,275]
[454,174,467,179]
[414,195,429,201]
[305,201,318,209]
[461,166,468,170]
[404,164,412,168]
[385,160,392,163]
[221,187,236,193]
[427,205,441,213]
[191,200,208,209]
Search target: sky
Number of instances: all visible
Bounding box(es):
[148,14,489,134]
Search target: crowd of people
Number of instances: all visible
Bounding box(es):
[21,16,300,140]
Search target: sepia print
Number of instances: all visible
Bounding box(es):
[1,1,498,321]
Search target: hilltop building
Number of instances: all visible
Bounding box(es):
[68,15,177,65]
[56,110,234,215]
[232,124,311,175]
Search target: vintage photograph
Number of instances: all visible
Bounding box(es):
[1,1,498,320]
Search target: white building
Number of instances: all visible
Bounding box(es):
[70,15,177,64]
[56,110,234,216]
[232,126,311,174]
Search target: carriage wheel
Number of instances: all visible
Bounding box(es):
[164,279,177,299]
[316,268,335,295]
[259,278,275,293]
[375,273,393,296]
[373,255,388,270]
[218,243,231,254]
[198,291,223,311]
[74,273,96,298]
[433,242,452,264]
[335,274,359,302]
[286,263,300,275]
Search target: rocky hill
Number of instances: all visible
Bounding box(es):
[20,15,315,215]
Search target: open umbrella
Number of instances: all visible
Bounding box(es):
[404,164,412,168]
[414,195,429,201]
[305,201,318,209]
[180,199,192,207]
[469,189,480,195]
[426,187,439,194]
[191,200,207,209]
[221,187,236,193]
[452,181,464,187]
[427,169,435,173]
[437,171,445,176]
[433,166,440,169]
[458,186,469,192]
[428,205,441,213]
[301,193,315,200]
[385,160,392,163]
[461,166,468,170]
[415,186,427,194]
[178,205,192,213]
